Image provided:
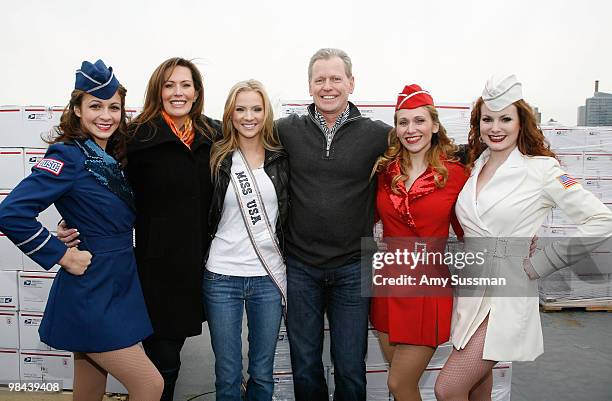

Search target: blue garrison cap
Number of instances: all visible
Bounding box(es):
[75,59,120,100]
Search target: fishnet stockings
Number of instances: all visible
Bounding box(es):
[434,317,497,401]
[73,344,164,401]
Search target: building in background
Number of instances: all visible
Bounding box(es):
[533,106,542,124]
[577,81,612,126]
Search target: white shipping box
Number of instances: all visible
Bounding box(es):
[0,348,20,384]
[19,350,73,389]
[584,154,612,178]
[20,107,56,148]
[279,101,470,145]
[0,270,18,310]
[272,372,295,401]
[18,272,55,312]
[543,128,585,151]
[0,148,24,188]
[0,311,19,349]
[18,311,52,351]
[0,107,25,147]
[585,128,612,153]
[555,153,584,177]
[0,232,23,271]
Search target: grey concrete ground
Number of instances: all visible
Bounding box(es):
[174,311,612,401]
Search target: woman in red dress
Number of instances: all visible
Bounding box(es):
[370,84,468,401]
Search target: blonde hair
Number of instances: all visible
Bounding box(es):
[210,79,281,177]
[374,105,458,192]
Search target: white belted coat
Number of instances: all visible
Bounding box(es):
[452,147,612,361]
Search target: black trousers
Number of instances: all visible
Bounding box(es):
[143,335,186,401]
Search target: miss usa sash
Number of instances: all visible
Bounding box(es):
[230,150,287,308]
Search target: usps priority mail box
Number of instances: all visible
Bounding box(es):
[0,148,24,188]
[20,106,55,148]
[18,272,55,312]
[0,270,18,309]
[19,349,73,389]
[0,231,23,271]
[0,311,19,348]
[0,348,20,384]
[18,311,52,351]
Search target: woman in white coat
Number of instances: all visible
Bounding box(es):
[434,75,612,401]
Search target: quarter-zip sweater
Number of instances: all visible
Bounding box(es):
[276,102,390,268]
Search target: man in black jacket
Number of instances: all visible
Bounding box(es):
[276,48,390,401]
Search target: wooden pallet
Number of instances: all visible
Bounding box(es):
[540,302,612,312]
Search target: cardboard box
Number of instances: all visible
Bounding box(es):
[0,270,18,310]
[18,272,55,312]
[0,232,23,271]
[0,107,24,147]
[21,106,55,148]
[543,128,585,151]
[0,348,20,384]
[272,372,295,401]
[585,128,612,153]
[18,311,52,351]
[19,350,73,389]
[0,311,19,348]
[0,148,24,188]
[584,154,612,178]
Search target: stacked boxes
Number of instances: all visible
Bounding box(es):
[0,107,135,392]
[271,320,512,400]
[539,126,612,306]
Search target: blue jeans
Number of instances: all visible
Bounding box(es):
[203,271,283,401]
[286,257,369,401]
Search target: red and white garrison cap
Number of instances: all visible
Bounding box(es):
[395,84,434,111]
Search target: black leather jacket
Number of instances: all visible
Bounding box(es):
[208,148,289,253]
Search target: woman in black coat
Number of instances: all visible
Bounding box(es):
[60,57,220,401]
[127,57,220,401]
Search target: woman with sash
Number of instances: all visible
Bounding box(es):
[206,79,288,401]
[0,60,163,400]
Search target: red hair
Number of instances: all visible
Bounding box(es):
[467,98,555,167]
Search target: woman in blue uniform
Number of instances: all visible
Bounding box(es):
[0,60,163,401]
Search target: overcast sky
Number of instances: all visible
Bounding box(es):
[1,0,610,126]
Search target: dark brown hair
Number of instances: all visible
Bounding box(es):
[48,86,129,166]
[467,98,555,167]
[131,57,213,140]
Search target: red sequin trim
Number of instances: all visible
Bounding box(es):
[381,159,437,227]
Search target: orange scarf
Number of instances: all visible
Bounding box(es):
[161,110,195,148]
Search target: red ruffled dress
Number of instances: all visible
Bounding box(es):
[370,158,468,346]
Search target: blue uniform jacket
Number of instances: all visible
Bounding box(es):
[0,141,152,352]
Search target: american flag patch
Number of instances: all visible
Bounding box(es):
[557,174,578,189]
[34,158,64,175]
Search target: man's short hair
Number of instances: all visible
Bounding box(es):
[308,48,353,81]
